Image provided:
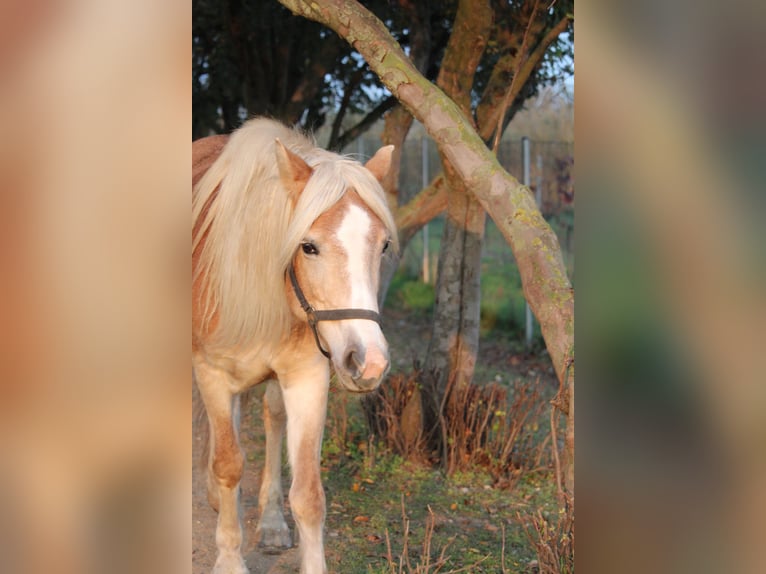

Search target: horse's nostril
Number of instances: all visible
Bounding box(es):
[344,348,363,380]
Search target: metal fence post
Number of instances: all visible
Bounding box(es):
[536,153,543,209]
[523,137,534,348]
[356,136,364,158]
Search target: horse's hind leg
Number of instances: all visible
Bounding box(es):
[195,362,248,574]
[255,380,292,550]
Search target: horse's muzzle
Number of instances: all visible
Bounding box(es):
[338,343,390,392]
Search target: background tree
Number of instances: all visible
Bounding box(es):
[193,0,398,141]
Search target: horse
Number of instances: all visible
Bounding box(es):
[192,118,398,574]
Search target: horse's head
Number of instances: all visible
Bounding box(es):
[277,141,396,393]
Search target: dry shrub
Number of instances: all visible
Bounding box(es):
[362,371,427,462]
[363,370,550,486]
[517,493,574,574]
[440,376,548,485]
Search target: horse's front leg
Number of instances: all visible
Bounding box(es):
[195,362,248,574]
[280,361,330,574]
[255,380,292,550]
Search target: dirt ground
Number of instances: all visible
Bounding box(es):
[192,309,556,573]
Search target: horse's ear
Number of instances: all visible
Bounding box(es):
[364,145,395,183]
[275,139,313,202]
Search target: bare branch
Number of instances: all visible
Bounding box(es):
[491,0,542,151]
[395,173,447,246]
[327,67,365,149]
[478,14,572,142]
[333,95,397,151]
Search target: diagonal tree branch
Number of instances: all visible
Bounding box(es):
[395,173,447,245]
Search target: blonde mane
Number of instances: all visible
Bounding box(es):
[193,118,398,350]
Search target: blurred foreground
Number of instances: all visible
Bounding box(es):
[577,1,766,572]
[0,1,189,572]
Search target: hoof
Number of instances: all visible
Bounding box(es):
[255,524,293,553]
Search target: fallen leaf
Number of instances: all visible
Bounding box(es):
[353,515,370,523]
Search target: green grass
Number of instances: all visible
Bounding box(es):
[319,395,560,573]
[396,280,436,315]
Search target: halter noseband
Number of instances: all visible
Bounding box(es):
[288,264,381,359]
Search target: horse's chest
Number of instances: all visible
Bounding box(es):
[195,348,274,392]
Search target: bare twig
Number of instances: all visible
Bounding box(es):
[385,529,396,574]
[550,402,564,502]
[400,495,411,573]
[491,0,542,152]
[333,95,398,151]
[517,492,574,574]
[501,522,508,573]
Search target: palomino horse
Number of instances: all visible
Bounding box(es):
[192,118,397,574]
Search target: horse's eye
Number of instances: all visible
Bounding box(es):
[301,242,319,256]
[382,239,391,254]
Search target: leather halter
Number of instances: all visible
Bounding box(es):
[288,264,381,359]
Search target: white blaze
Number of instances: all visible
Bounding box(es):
[335,204,376,310]
[329,202,389,386]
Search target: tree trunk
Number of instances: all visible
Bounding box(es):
[421,0,492,454]
[422,187,486,448]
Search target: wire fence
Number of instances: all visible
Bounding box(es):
[349,135,575,284]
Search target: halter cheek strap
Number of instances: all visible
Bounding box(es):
[288,264,381,359]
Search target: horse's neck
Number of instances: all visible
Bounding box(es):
[193,134,229,190]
